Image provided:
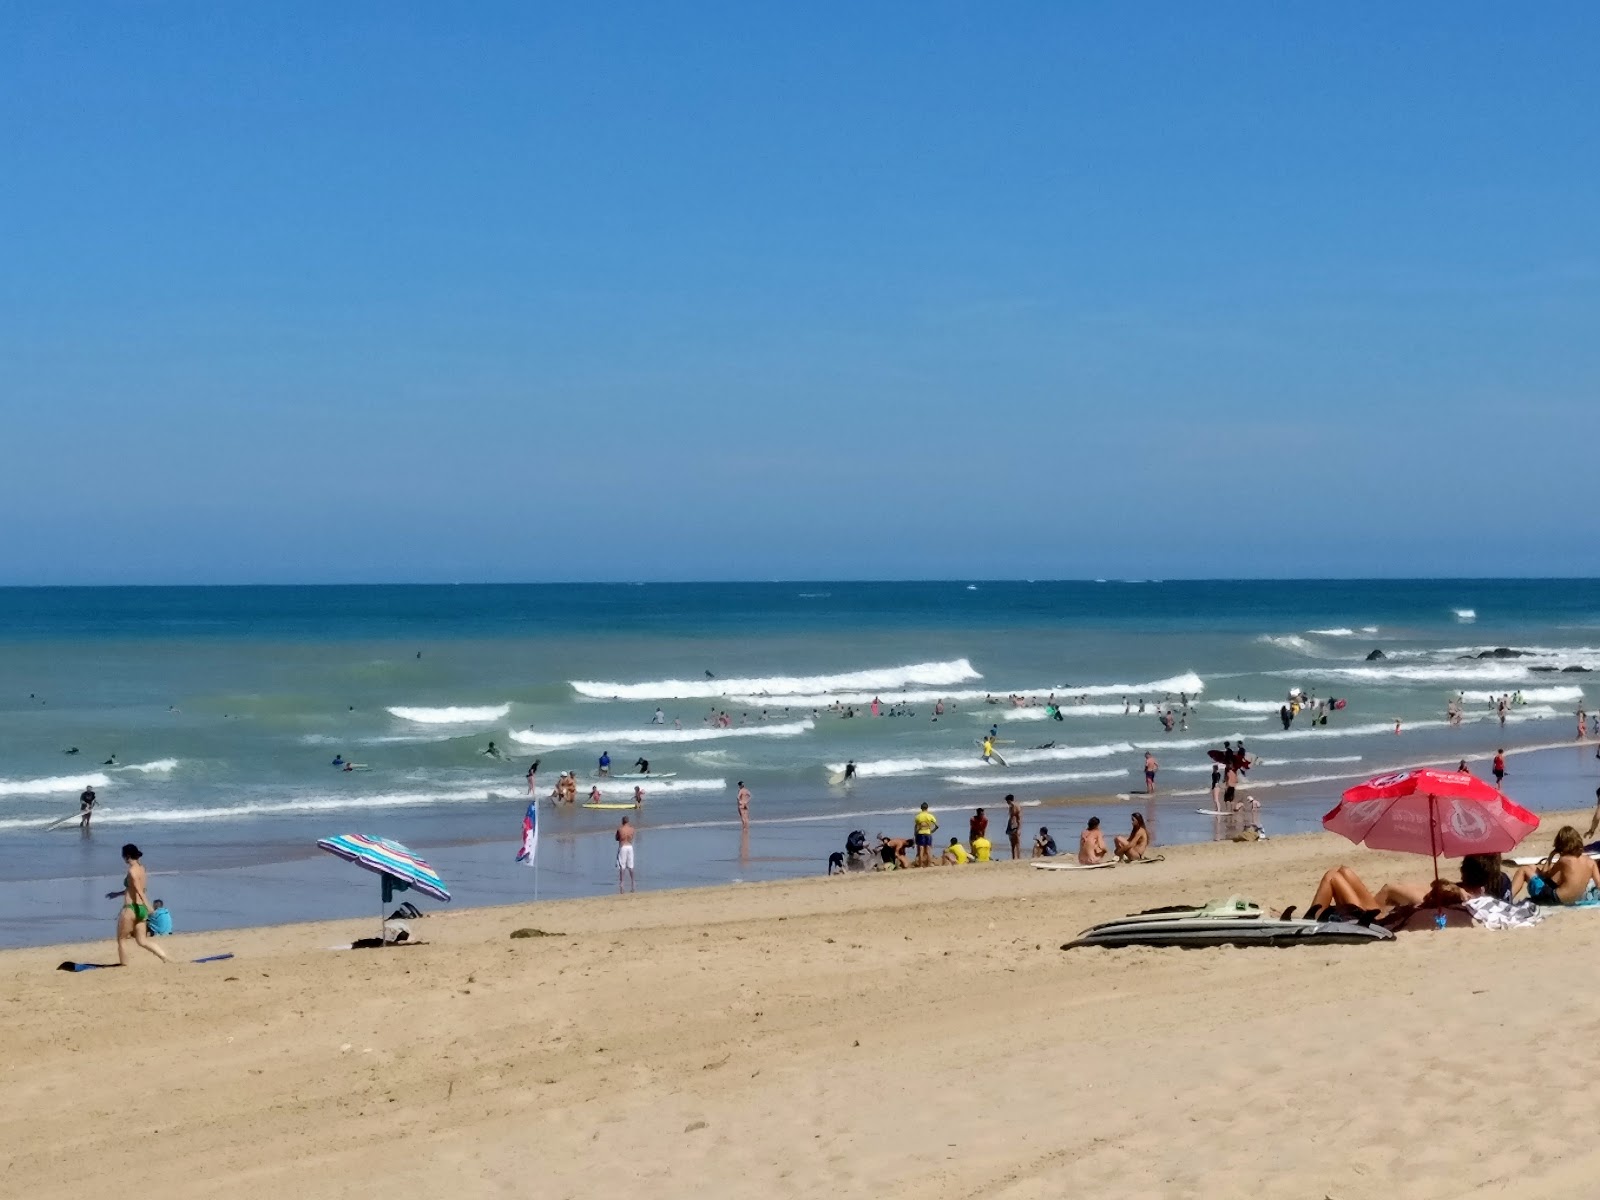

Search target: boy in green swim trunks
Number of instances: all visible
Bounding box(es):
[109,844,169,965]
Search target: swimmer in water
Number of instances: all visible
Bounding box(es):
[484,741,503,759]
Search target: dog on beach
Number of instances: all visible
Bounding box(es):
[827,851,846,875]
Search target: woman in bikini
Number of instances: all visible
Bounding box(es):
[111,843,169,966]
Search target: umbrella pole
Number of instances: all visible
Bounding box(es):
[381,873,394,946]
[1429,794,1443,927]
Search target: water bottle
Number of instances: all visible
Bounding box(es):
[1434,910,1447,930]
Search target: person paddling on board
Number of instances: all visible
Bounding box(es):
[635,757,650,775]
[483,741,504,760]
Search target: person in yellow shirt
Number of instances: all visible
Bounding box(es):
[971,834,992,861]
[913,802,939,867]
[942,838,971,865]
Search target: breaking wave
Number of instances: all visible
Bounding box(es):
[115,758,178,774]
[388,704,513,724]
[571,659,981,702]
[0,772,111,797]
[941,768,1129,786]
[511,719,814,749]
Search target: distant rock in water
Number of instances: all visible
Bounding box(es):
[1365,649,1386,661]
[1476,648,1529,659]
[1530,666,1557,673]
[1562,665,1591,673]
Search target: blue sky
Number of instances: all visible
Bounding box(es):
[2,4,1596,583]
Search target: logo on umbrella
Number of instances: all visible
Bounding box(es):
[1367,771,1412,788]
[1444,798,1491,840]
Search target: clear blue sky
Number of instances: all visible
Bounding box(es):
[3,4,1596,583]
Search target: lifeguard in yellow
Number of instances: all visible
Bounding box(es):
[981,736,997,762]
[971,835,992,861]
[913,802,939,867]
[942,838,971,865]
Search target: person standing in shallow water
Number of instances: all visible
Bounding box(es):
[737,782,751,830]
[1005,794,1022,860]
[110,843,169,966]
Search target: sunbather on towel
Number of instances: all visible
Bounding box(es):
[1510,826,1600,906]
[1309,854,1510,928]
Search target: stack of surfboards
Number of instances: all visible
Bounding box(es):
[1064,896,1395,949]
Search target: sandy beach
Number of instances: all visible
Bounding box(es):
[6,809,1599,1200]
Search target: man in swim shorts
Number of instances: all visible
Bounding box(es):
[616,817,636,893]
[913,802,939,867]
[79,785,96,831]
[1005,794,1022,860]
[1144,751,1158,794]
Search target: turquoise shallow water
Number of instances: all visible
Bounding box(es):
[4,580,1600,946]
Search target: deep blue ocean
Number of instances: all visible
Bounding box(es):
[4,580,1600,946]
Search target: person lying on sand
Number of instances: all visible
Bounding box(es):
[1308,854,1511,929]
[1510,826,1600,906]
[1113,812,1149,862]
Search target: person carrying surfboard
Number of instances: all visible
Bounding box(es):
[78,786,96,831]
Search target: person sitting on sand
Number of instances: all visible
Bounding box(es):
[971,834,992,861]
[1079,816,1107,864]
[1032,827,1058,858]
[146,899,173,936]
[1114,812,1149,861]
[942,837,971,865]
[1510,826,1600,906]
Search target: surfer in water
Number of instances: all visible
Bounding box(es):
[484,741,504,760]
[843,760,857,782]
[598,751,612,777]
[635,757,650,775]
[79,786,96,831]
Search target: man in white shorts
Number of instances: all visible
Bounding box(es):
[616,816,636,893]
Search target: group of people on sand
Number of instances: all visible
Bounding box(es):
[860,798,1156,871]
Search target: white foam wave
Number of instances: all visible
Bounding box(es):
[1277,663,1546,685]
[582,778,727,795]
[941,768,1129,786]
[1203,700,1286,713]
[55,786,528,825]
[988,703,1131,719]
[1454,608,1477,622]
[388,704,512,724]
[1308,628,1357,637]
[0,772,111,797]
[115,758,178,774]
[734,672,1207,710]
[571,659,981,702]
[836,742,1134,779]
[1259,635,1322,654]
[511,719,814,749]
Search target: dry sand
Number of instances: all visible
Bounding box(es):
[5,817,1600,1199]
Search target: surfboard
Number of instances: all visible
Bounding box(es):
[583,802,641,810]
[595,771,676,780]
[1066,917,1393,949]
[1195,809,1235,817]
[1032,860,1115,871]
[828,771,846,785]
[981,751,1009,767]
[45,809,99,830]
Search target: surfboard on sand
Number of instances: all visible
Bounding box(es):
[1033,860,1115,871]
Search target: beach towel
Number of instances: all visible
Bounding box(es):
[1463,896,1543,930]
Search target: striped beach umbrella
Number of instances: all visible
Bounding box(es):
[317,833,452,919]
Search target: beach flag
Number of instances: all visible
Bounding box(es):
[516,801,539,865]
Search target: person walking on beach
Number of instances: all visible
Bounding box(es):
[78,785,96,831]
[1005,794,1023,860]
[109,843,169,966]
[913,802,939,867]
[1493,750,1506,788]
[737,782,751,830]
[1143,751,1158,794]
[615,817,636,892]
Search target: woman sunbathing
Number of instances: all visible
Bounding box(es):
[1307,854,1509,928]
[1510,826,1600,906]
[1113,812,1149,861]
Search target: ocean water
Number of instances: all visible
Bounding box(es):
[5,580,1600,946]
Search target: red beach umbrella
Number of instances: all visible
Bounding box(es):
[1322,767,1538,881]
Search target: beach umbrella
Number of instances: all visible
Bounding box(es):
[317,833,451,940]
[1321,768,1537,882]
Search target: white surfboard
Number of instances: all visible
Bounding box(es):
[828,771,847,785]
[1033,860,1115,871]
[45,808,100,830]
